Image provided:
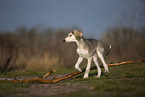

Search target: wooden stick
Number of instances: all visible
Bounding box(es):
[0,59,145,84]
[41,70,56,78]
[108,59,145,66]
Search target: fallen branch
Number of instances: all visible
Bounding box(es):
[41,70,56,78]
[0,59,145,83]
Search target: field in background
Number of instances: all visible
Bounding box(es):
[0,27,78,72]
[100,27,145,63]
[0,27,145,72]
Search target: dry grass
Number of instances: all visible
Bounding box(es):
[0,28,77,72]
[0,27,145,72]
[100,27,145,63]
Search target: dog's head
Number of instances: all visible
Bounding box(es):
[63,30,82,42]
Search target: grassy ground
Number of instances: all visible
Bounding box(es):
[0,63,145,97]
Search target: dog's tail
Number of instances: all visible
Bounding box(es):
[104,45,111,57]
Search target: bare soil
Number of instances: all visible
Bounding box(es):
[14,82,90,97]
[8,74,92,97]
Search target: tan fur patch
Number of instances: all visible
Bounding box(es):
[74,30,82,37]
[70,30,83,41]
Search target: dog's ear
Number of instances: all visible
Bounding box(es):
[71,31,74,34]
[78,31,82,37]
[74,30,82,41]
[74,30,82,37]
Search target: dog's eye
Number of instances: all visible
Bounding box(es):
[69,35,72,36]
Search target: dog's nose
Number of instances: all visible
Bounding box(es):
[63,39,66,42]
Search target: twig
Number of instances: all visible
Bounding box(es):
[41,70,56,78]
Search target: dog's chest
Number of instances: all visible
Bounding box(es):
[77,48,89,58]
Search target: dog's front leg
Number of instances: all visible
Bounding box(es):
[75,57,83,72]
[83,57,92,78]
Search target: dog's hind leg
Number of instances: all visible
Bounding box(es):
[93,54,101,78]
[97,49,109,73]
[75,57,83,72]
[83,57,92,78]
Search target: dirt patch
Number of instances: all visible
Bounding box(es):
[9,74,92,97]
[13,82,91,97]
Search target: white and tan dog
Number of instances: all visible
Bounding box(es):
[63,30,111,78]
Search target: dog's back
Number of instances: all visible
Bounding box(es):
[84,38,99,56]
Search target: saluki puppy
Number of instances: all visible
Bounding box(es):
[63,30,111,78]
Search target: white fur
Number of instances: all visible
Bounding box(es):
[75,57,83,72]
[93,54,101,78]
[64,33,76,42]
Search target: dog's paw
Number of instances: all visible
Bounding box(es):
[95,75,100,78]
[104,71,109,76]
[75,66,82,72]
[83,76,88,79]
[78,68,82,72]
[83,74,88,79]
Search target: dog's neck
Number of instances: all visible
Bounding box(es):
[75,37,88,50]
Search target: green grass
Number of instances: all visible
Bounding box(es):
[0,63,145,97]
[0,82,35,97]
[67,63,145,97]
